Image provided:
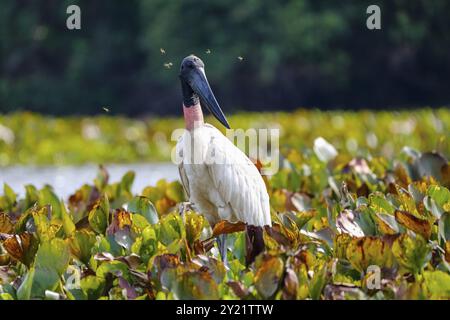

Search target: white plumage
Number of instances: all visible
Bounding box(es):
[176,123,271,228]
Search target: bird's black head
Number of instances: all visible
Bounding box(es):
[179,55,230,129]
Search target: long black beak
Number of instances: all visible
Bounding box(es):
[188,68,230,129]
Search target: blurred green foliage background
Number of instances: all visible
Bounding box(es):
[0,109,448,166]
[1,0,449,116]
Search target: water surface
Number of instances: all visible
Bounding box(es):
[0,163,179,199]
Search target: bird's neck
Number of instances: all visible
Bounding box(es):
[183,103,204,130]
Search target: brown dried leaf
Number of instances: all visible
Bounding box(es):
[394,164,411,189]
[227,281,249,298]
[357,183,370,197]
[212,220,246,237]
[2,232,38,267]
[107,209,132,235]
[445,241,450,263]
[395,210,431,239]
[0,212,14,234]
[264,225,291,246]
[442,164,450,188]
[246,225,265,266]
[282,267,299,300]
[154,254,180,271]
[194,238,215,255]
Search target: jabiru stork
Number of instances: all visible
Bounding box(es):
[176,55,271,263]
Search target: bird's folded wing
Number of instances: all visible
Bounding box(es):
[205,128,271,227]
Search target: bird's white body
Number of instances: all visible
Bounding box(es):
[176,123,271,227]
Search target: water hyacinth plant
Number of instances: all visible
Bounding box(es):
[0,110,449,299]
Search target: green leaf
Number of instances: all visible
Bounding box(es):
[3,183,16,210]
[96,260,129,280]
[166,181,185,203]
[32,206,62,242]
[0,293,14,300]
[38,186,62,219]
[392,234,432,275]
[24,184,39,209]
[16,267,35,300]
[428,185,450,209]
[94,165,109,191]
[423,271,450,299]
[128,196,159,224]
[69,230,97,265]
[61,201,76,236]
[159,213,184,246]
[97,234,124,257]
[369,194,395,215]
[120,171,135,194]
[80,275,106,300]
[309,263,329,300]
[285,210,315,230]
[132,214,150,230]
[438,212,450,243]
[184,212,205,245]
[31,238,71,298]
[88,195,110,234]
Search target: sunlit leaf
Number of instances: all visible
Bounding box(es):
[423,271,450,300]
[96,260,129,280]
[346,236,396,273]
[38,186,62,219]
[392,234,431,275]
[68,229,97,265]
[166,181,185,203]
[184,212,206,246]
[32,206,61,241]
[394,210,431,239]
[88,195,110,234]
[212,220,246,237]
[309,263,329,300]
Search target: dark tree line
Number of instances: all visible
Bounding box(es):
[0,0,449,116]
